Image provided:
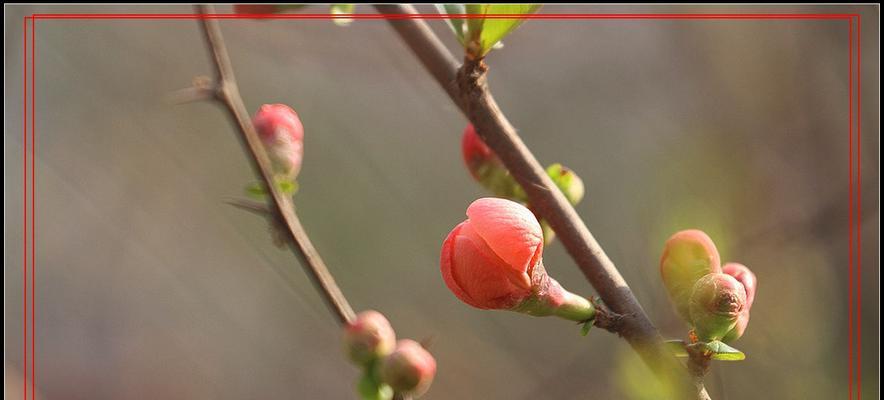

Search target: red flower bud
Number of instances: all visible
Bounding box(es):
[660,230,722,321]
[441,198,595,321]
[461,124,526,201]
[379,339,436,398]
[252,104,304,180]
[462,123,497,180]
[721,263,757,342]
[689,273,747,342]
[343,310,396,365]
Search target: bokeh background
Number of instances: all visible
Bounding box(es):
[4,4,880,399]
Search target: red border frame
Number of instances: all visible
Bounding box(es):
[19,10,864,400]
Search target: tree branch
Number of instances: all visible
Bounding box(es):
[193,5,355,325]
[375,4,707,397]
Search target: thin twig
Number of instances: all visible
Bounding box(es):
[375,4,707,398]
[687,346,713,400]
[193,5,355,325]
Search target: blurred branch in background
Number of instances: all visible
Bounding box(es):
[374,4,708,399]
[188,4,356,326]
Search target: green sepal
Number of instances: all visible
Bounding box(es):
[686,340,746,361]
[704,340,746,361]
[580,320,593,336]
[246,182,268,199]
[357,362,394,400]
[244,178,299,199]
[474,162,527,202]
[665,340,689,358]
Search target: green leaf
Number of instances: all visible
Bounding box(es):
[705,340,746,361]
[580,320,592,336]
[246,179,298,199]
[665,340,689,358]
[246,182,268,199]
[277,179,299,196]
[435,4,468,45]
[465,4,541,57]
[330,4,355,26]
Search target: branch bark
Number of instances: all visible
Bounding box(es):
[375,4,708,398]
[194,5,355,325]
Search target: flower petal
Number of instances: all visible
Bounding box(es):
[440,222,480,308]
[451,224,531,309]
[466,198,542,272]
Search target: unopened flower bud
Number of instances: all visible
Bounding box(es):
[546,163,585,206]
[378,339,436,397]
[461,124,525,201]
[689,273,746,342]
[660,230,722,321]
[721,263,757,342]
[252,104,304,181]
[440,198,595,322]
[343,310,396,365]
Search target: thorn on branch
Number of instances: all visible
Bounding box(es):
[225,198,271,215]
[166,75,217,104]
[225,198,291,248]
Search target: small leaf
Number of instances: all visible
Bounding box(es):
[580,320,592,336]
[435,4,468,45]
[466,4,541,57]
[277,179,299,195]
[246,179,298,199]
[705,340,746,361]
[330,4,355,26]
[246,182,268,199]
[665,340,689,358]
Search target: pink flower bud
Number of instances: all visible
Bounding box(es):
[441,197,541,309]
[722,263,756,308]
[689,273,747,342]
[252,104,304,180]
[441,198,595,321]
[660,230,722,322]
[379,339,436,397]
[721,263,757,342]
[461,125,526,201]
[462,123,497,181]
[343,310,396,365]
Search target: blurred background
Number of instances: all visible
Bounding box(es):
[4,4,879,399]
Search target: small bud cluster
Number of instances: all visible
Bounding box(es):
[343,311,436,399]
[660,230,757,343]
[461,124,585,244]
